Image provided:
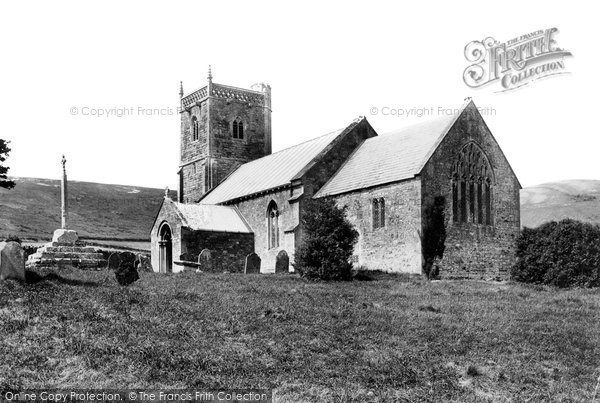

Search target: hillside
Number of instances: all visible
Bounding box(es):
[0,177,175,240]
[520,179,600,228]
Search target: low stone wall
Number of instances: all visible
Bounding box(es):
[181,229,254,273]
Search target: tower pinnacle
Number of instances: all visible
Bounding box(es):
[207,65,213,83]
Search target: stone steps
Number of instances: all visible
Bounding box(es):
[29,251,104,260]
[40,246,98,253]
[26,241,106,270]
[26,257,106,269]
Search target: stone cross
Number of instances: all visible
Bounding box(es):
[61,155,68,229]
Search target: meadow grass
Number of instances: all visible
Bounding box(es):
[0,268,598,402]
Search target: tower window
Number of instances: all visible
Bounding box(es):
[267,201,279,249]
[191,115,199,141]
[232,117,244,139]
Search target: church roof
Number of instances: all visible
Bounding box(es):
[199,127,345,204]
[171,201,252,233]
[314,102,468,197]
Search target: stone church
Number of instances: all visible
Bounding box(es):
[151,71,521,279]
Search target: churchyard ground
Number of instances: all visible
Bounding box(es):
[0,268,599,402]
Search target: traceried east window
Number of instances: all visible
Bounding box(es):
[267,201,279,249]
[232,117,244,139]
[451,142,494,226]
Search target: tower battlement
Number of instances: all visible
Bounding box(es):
[181,82,268,110]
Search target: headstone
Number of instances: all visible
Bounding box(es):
[115,265,139,286]
[179,252,196,262]
[135,254,153,272]
[107,252,121,271]
[180,252,196,273]
[0,242,25,282]
[197,249,213,272]
[244,253,261,274]
[275,250,289,273]
[119,252,136,268]
[114,251,139,286]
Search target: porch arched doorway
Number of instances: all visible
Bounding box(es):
[158,222,173,273]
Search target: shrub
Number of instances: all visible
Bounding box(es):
[511,219,600,288]
[294,197,358,281]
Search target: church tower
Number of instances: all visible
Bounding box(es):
[177,68,272,203]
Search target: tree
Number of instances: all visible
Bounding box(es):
[294,197,359,281]
[0,139,15,189]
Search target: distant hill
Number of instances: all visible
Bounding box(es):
[520,180,600,228]
[0,177,175,240]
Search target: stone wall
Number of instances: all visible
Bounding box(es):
[420,102,520,279]
[180,101,209,203]
[210,97,268,164]
[232,187,299,273]
[333,179,422,273]
[181,229,254,273]
[301,118,378,246]
[179,89,270,203]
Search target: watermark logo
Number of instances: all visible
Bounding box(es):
[69,106,182,118]
[369,105,496,118]
[463,28,572,92]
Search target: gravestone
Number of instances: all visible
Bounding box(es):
[197,249,214,272]
[114,252,139,286]
[0,241,25,282]
[179,252,197,273]
[107,252,121,271]
[119,252,136,268]
[275,250,289,273]
[179,252,195,262]
[115,265,139,286]
[135,254,153,272]
[244,253,261,274]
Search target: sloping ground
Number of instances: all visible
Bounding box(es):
[0,270,598,401]
[521,179,600,228]
[0,177,174,240]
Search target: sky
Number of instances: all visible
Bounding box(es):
[0,1,597,190]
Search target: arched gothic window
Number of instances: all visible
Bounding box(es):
[267,201,279,249]
[232,117,244,139]
[372,197,385,229]
[451,143,494,226]
[191,115,199,141]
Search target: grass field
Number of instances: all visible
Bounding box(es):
[0,269,599,402]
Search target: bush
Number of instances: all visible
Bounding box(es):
[511,219,600,288]
[294,197,358,281]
